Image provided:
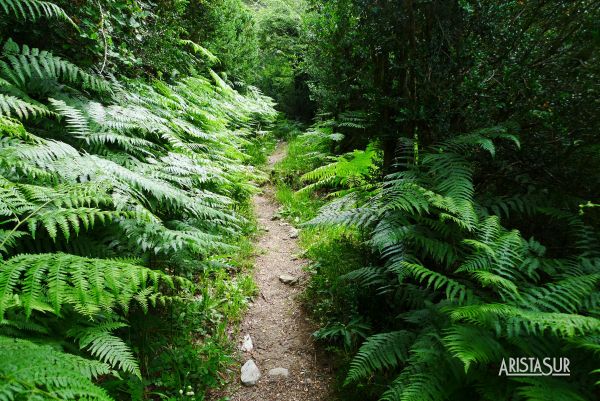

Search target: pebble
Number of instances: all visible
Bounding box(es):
[240,334,253,352]
[289,228,299,238]
[278,274,298,285]
[241,359,260,386]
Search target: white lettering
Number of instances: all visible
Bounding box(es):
[499,358,508,376]
[519,357,528,373]
[553,357,562,372]
[543,357,552,376]
[498,357,571,377]
[532,358,541,373]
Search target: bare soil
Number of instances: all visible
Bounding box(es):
[215,142,334,401]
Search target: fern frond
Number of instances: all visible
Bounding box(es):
[514,377,588,401]
[69,321,140,378]
[0,93,51,119]
[442,324,503,372]
[345,330,413,384]
[49,98,90,137]
[0,336,113,401]
[26,207,121,240]
[1,44,110,93]
[179,39,220,63]
[450,303,600,337]
[299,146,377,195]
[524,273,600,313]
[379,334,451,401]
[397,261,473,304]
[0,0,75,25]
[0,253,187,318]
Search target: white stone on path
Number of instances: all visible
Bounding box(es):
[241,360,260,386]
[289,227,299,238]
[279,274,298,285]
[268,367,290,378]
[240,334,253,352]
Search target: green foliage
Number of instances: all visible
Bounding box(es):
[185,0,260,82]
[299,144,379,196]
[273,125,340,185]
[0,0,74,24]
[0,93,50,119]
[69,321,141,378]
[0,253,181,318]
[0,2,277,398]
[252,0,314,118]
[314,316,370,350]
[1,41,112,93]
[296,125,600,400]
[345,330,413,384]
[0,336,113,401]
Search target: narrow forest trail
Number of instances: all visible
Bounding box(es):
[222,142,333,400]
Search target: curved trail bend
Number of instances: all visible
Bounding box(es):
[225,142,333,401]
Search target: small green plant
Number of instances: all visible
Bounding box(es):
[314,317,371,351]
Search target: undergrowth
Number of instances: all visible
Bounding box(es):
[276,120,600,401]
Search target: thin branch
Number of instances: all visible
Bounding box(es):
[98,1,108,74]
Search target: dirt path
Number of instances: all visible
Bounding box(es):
[222,142,333,400]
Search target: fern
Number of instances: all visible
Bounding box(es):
[0,0,75,25]
[0,36,277,398]
[303,126,600,400]
[179,39,220,64]
[0,253,185,318]
[345,330,414,384]
[68,321,141,378]
[514,378,589,401]
[396,261,474,304]
[49,98,91,137]
[442,324,504,372]
[0,336,113,401]
[450,303,600,337]
[1,43,111,93]
[299,145,378,196]
[0,93,51,119]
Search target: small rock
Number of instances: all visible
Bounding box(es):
[289,228,299,238]
[279,274,298,285]
[240,334,253,352]
[241,360,260,386]
[279,222,290,227]
[268,367,290,378]
[270,214,280,221]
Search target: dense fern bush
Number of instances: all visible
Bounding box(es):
[0,6,276,396]
[301,128,600,401]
